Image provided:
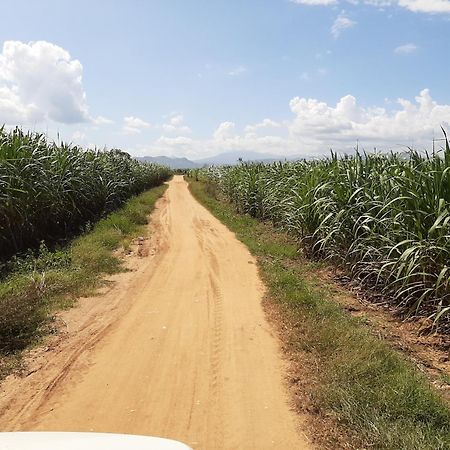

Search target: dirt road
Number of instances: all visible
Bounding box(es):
[0,176,310,449]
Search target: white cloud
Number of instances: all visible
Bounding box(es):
[140,132,287,160]
[331,12,357,38]
[0,85,41,124]
[362,0,396,6]
[161,113,191,134]
[93,115,114,125]
[288,89,450,146]
[245,119,282,133]
[0,40,91,125]
[123,116,151,134]
[213,121,236,140]
[291,0,450,14]
[228,66,247,76]
[397,0,450,13]
[156,136,194,147]
[394,43,418,53]
[137,89,450,159]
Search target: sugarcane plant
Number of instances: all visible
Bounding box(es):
[0,127,171,260]
[192,131,450,325]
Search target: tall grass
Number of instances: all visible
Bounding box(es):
[189,179,450,449]
[193,136,450,325]
[0,127,171,260]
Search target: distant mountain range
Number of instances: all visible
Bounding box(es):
[137,151,292,169]
[136,155,200,169]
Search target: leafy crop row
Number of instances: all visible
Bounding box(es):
[0,127,171,259]
[193,135,450,324]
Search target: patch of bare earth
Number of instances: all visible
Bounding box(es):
[0,178,311,450]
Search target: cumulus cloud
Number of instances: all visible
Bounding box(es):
[93,115,114,125]
[245,119,282,134]
[156,136,195,147]
[331,12,357,38]
[123,116,151,134]
[288,89,450,145]
[140,90,450,159]
[291,0,450,14]
[0,40,91,125]
[142,132,287,160]
[161,114,191,134]
[213,121,236,140]
[0,86,41,124]
[397,0,450,14]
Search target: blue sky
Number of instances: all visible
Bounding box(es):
[0,0,450,158]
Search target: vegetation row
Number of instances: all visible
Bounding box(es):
[0,127,171,261]
[192,135,450,325]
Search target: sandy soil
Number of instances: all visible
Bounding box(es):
[0,176,310,449]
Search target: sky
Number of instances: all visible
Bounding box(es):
[0,0,450,159]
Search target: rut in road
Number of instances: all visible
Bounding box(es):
[0,176,311,449]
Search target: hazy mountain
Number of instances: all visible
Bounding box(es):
[194,150,288,166]
[137,156,201,169]
[137,150,295,169]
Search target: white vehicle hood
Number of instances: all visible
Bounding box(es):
[0,432,191,450]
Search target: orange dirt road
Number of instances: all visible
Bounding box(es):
[0,176,310,449]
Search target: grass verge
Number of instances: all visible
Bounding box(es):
[0,184,167,379]
[189,179,450,450]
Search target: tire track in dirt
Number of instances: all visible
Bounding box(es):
[0,176,311,449]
